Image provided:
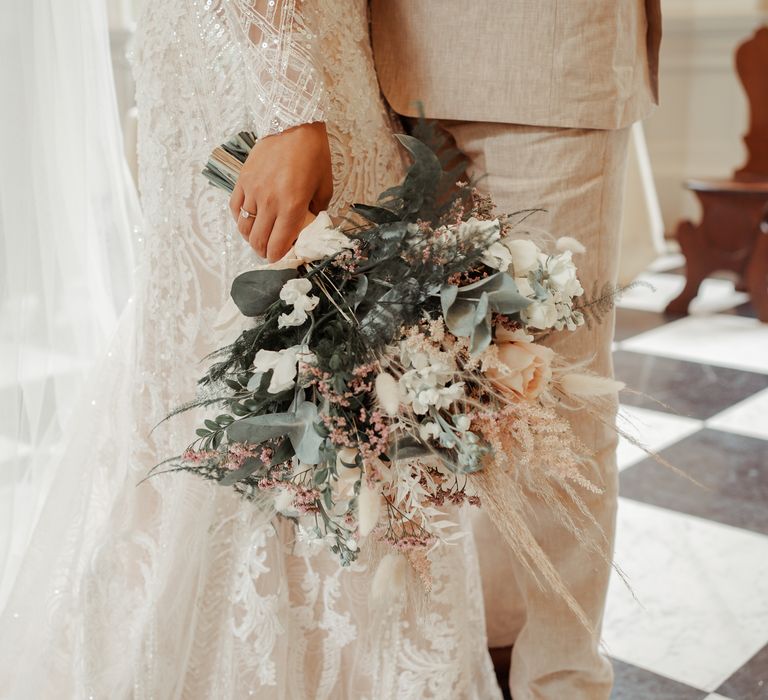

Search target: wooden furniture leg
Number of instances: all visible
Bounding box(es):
[666,220,715,315]
[745,229,768,321]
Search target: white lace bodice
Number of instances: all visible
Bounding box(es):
[0,2,501,697]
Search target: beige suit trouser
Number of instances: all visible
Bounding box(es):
[439,121,631,700]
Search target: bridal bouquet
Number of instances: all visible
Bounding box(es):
[155,125,623,592]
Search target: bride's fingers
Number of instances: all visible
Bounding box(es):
[267,209,307,262]
[310,178,333,215]
[249,209,277,258]
[236,197,257,242]
[229,182,245,223]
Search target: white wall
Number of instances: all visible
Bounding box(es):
[646,0,768,232]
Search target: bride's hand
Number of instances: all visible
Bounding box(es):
[229,122,333,261]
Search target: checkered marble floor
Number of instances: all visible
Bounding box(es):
[603,259,768,699]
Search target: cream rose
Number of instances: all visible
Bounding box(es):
[293,211,354,262]
[251,211,352,270]
[486,327,554,399]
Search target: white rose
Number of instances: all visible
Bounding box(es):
[252,345,303,393]
[522,297,559,330]
[293,211,353,262]
[544,250,583,299]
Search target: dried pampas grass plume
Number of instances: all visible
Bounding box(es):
[556,236,587,254]
[560,373,625,397]
[371,553,407,600]
[358,480,383,537]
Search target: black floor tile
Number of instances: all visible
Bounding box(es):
[620,428,768,535]
[613,350,768,420]
[716,642,768,700]
[611,659,707,699]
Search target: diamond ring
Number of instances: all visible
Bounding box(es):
[240,207,256,219]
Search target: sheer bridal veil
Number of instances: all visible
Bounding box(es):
[0,0,140,603]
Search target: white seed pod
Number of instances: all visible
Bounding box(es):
[357,479,382,537]
[555,236,587,254]
[375,371,401,416]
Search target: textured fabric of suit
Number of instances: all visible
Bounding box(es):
[440,120,631,700]
[371,0,660,129]
[369,3,656,696]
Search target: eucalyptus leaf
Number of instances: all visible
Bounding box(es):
[226,400,325,464]
[230,269,298,317]
[389,436,432,460]
[348,275,369,310]
[393,133,442,215]
[440,273,532,354]
[350,203,399,224]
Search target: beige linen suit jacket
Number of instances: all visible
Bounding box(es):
[370,0,661,130]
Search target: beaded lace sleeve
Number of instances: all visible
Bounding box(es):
[222,0,327,137]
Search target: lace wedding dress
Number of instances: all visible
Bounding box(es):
[0,2,501,698]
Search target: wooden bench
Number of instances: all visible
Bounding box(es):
[667,26,768,322]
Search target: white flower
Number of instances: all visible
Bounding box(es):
[419,421,440,442]
[522,297,559,330]
[280,277,313,305]
[252,345,303,393]
[482,241,514,271]
[248,212,353,270]
[456,217,500,244]
[277,277,319,329]
[399,362,464,415]
[273,487,298,516]
[506,238,541,276]
[375,372,401,416]
[454,415,471,432]
[542,250,583,299]
[293,211,354,262]
[515,276,535,298]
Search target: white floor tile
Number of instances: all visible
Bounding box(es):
[707,388,768,441]
[603,498,768,692]
[647,252,685,273]
[616,405,703,472]
[617,273,748,315]
[621,314,768,374]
